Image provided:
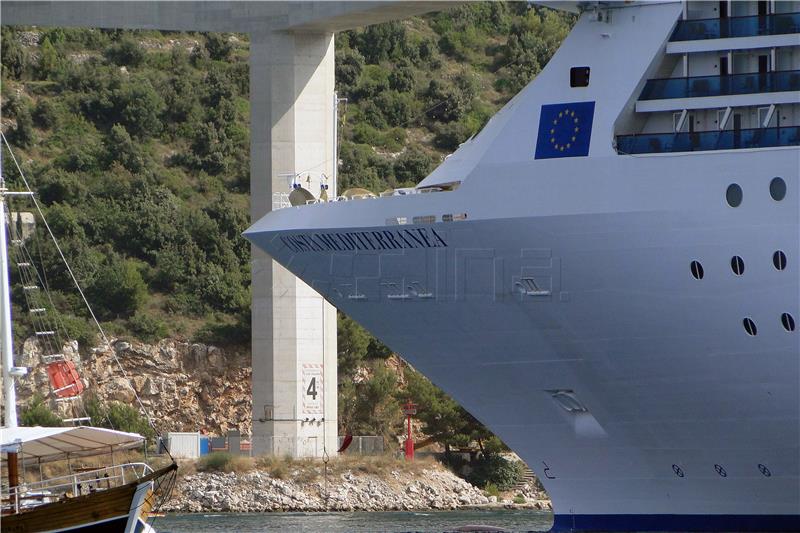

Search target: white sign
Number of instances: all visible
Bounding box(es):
[301,363,323,416]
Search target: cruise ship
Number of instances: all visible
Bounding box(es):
[245,1,800,530]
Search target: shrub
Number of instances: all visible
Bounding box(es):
[88,255,148,319]
[128,311,168,342]
[433,121,473,151]
[204,34,233,61]
[33,99,59,129]
[467,454,524,491]
[20,394,63,427]
[513,494,526,504]
[11,106,36,148]
[335,47,364,94]
[84,394,155,439]
[484,483,500,498]
[107,124,144,173]
[104,38,145,67]
[393,148,433,184]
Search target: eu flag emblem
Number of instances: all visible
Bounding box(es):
[534,101,595,159]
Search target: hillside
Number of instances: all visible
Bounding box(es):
[0,3,575,456]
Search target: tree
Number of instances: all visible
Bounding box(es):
[116,78,164,137]
[335,46,364,94]
[1,27,27,80]
[11,105,36,149]
[107,124,144,173]
[37,36,65,80]
[338,362,401,439]
[88,254,147,319]
[204,34,233,61]
[104,38,146,67]
[338,313,370,379]
[33,99,59,129]
[394,148,433,184]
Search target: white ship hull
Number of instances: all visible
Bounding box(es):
[247,2,800,529]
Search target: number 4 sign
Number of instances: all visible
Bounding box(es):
[301,363,323,415]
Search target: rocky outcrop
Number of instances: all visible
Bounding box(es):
[14,338,252,435]
[163,466,495,513]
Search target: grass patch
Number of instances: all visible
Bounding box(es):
[197,452,254,473]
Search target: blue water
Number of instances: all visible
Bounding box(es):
[152,510,553,532]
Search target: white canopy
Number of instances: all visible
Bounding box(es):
[1,426,144,463]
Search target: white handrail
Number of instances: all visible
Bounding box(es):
[2,462,153,513]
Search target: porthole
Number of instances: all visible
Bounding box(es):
[743,318,758,336]
[781,313,796,332]
[726,183,743,207]
[690,260,704,280]
[730,256,745,276]
[769,177,786,201]
[773,250,787,271]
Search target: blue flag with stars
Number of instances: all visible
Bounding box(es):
[534,101,595,159]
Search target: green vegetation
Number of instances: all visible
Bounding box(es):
[20,393,63,426]
[484,483,500,498]
[198,451,254,473]
[467,452,525,490]
[84,393,155,440]
[2,3,574,482]
[2,26,251,346]
[335,4,575,190]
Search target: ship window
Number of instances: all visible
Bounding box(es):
[690,260,704,280]
[773,250,787,271]
[781,313,795,332]
[743,318,758,336]
[731,256,745,275]
[726,183,742,207]
[570,66,590,87]
[769,177,786,201]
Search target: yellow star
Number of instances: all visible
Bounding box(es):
[574,118,579,123]
[550,128,555,134]
[559,146,565,151]
[553,119,557,125]
[566,143,571,149]
[575,127,579,132]
[571,111,575,117]
[550,138,555,143]
[571,136,576,141]
[559,112,563,118]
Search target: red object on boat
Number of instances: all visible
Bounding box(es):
[46,360,85,398]
[338,434,353,453]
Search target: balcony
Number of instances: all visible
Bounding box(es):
[640,70,800,100]
[616,126,800,154]
[671,12,800,41]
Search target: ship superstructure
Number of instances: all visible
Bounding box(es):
[246,1,800,530]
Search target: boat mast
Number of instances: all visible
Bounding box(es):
[0,154,19,428]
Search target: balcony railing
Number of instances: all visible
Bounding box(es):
[671,12,800,41]
[640,70,800,100]
[616,126,800,154]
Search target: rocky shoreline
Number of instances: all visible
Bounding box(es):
[162,467,551,513]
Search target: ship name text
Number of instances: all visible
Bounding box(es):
[280,228,447,253]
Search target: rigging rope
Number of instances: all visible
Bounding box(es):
[1,133,168,454]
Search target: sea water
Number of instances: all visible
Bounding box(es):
[151,510,553,532]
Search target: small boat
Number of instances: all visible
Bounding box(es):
[0,135,177,532]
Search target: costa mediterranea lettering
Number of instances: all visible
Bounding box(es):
[280,228,447,253]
